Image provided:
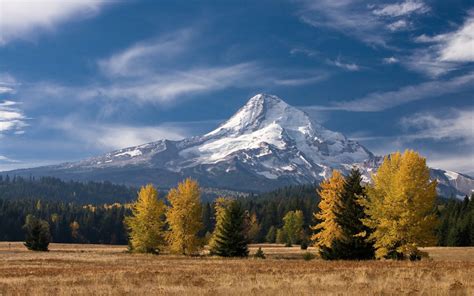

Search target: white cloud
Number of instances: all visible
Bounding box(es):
[328,58,360,71]
[372,0,429,17]
[0,155,18,163]
[400,109,474,144]
[0,100,27,134]
[47,117,188,150]
[296,0,429,46]
[0,86,14,94]
[383,56,399,64]
[0,0,109,45]
[274,73,328,86]
[297,0,386,45]
[408,12,474,76]
[81,63,265,104]
[427,153,474,174]
[98,29,193,77]
[305,72,474,112]
[387,19,410,31]
[290,47,318,57]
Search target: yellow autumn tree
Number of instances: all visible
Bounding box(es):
[124,184,167,254]
[209,197,233,252]
[362,150,438,259]
[166,178,203,255]
[311,170,345,248]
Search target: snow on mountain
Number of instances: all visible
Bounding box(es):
[6,94,473,198]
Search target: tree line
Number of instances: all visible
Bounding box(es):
[2,150,473,255]
[0,175,137,203]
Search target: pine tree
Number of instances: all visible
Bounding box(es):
[361,150,438,259]
[282,210,304,246]
[311,170,345,250]
[23,215,51,251]
[210,200,249,257]
[166,178,203,255]
[320,169,374,260]
[124,184,167,254]
[209,197,233,251]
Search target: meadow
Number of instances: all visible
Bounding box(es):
[0,242,473,295]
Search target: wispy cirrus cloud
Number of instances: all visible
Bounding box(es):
[304,71,474,112]
[97,29,194,77]
[17,27,329,106]
[400,108,474,144]
[383,56,399,64]
[372,0,429,18]
[0,73,18,94]
[327,57,360,71]
[295,0,430,45]
[0,100,27,134]
[83,63,266,104]
[407,11,474,76]
[0,0,110,45]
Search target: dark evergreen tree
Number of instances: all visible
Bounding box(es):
[321,169,375,260]
[23,215,51,251]
[211,201,249,257]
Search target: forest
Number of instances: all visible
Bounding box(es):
[0,178,472,247]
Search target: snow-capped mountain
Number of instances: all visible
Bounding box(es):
[7,94,474,198]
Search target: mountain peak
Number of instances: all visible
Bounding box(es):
[206,93,305,136]
[247,93,285,105]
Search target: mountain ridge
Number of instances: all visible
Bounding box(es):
[5,94,473,198]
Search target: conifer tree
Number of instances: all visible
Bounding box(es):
[362,150,438,259]
[166,178,203,255]
[124,184,167,254]
[311,170,345,249]
[210,200,249,257]
[320,169,374,260]
[23,215,51,251]
[209,197,233,251]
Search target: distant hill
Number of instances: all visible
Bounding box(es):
[0,175,137,204]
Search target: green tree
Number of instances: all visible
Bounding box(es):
[124,184,167,254]
[282,210,304,246]
[265,226,277,243]
[23,215,51,251]
[210,200,249,257]
[362,150,438,259]
[276,228,288,244]
[166,178,203,255]
[320,169,374,260]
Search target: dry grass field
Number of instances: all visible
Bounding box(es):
[0,242,473,295]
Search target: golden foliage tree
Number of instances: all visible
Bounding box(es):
[209,197,233,251]
[246,212,261,243]
[124,184,167,254]
[362,150,438,259]
[166,178,203,255]
[311,170,345,248]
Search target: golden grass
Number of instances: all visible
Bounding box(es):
[0,242,473,295]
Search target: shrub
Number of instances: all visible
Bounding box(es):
[23,215,51,252]
[254,247,265,259]
[303,252,316,261]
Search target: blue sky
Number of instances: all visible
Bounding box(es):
[0,0,473,174]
